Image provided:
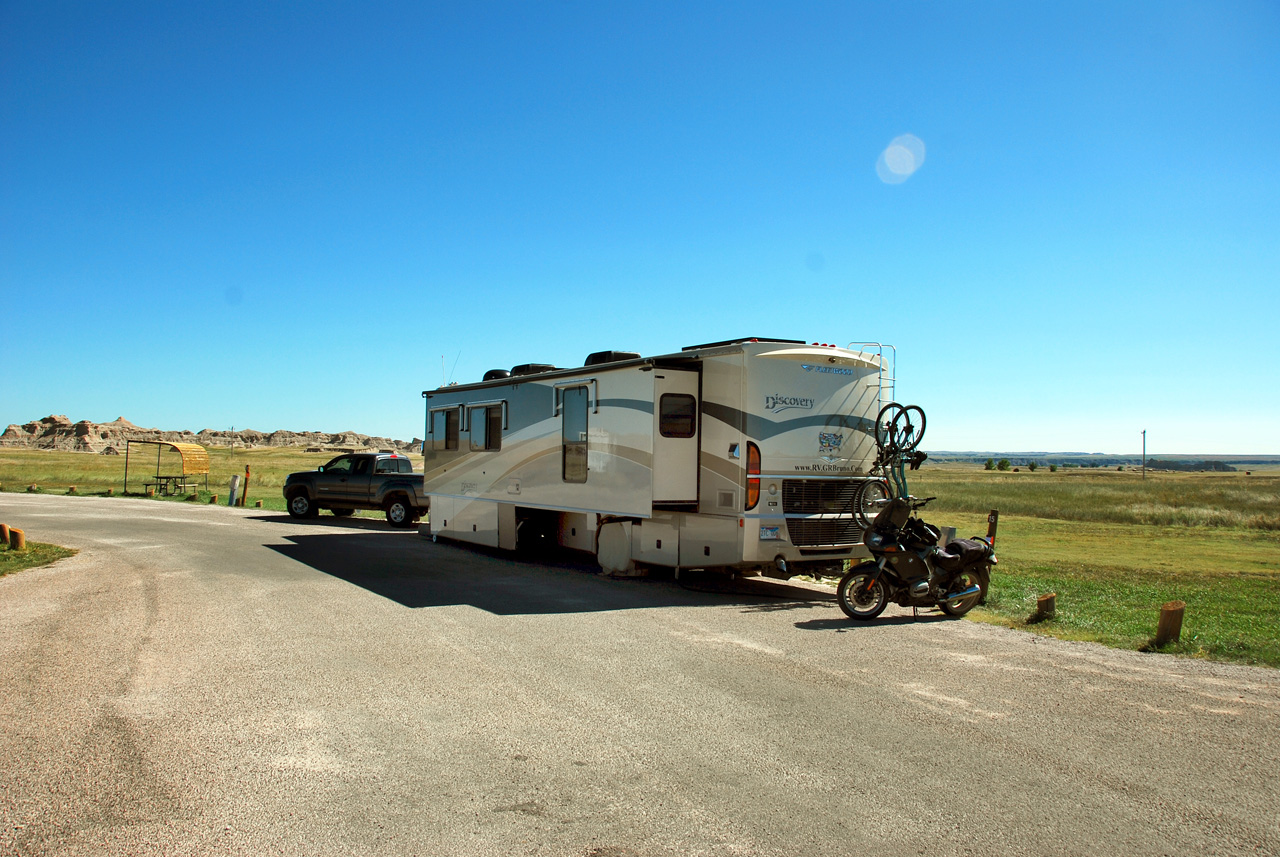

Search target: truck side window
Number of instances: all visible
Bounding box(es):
[659,394,697,438]
[399,458,412,474]
[562,386,588,483]
[352,458,370,476]
[325,457,352,474]
[375,459,395,474]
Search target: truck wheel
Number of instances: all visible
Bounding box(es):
[288,491,318,519]
[385,498,412,528]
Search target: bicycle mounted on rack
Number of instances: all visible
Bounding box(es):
[836,403,997,620]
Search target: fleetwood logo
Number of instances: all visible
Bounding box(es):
[802,363,856,376]
[765,393,815,414]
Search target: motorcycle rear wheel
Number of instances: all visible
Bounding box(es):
[938,568,988,617]
[837,564,889,620]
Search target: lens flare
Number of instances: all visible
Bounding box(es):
[876,134,926,184]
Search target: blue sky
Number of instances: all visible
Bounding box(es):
[3,1,1277,454]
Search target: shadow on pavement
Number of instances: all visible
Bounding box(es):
[265,529,838,616]
[794,611,956,632]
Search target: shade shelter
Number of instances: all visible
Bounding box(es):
[124,440,210,495]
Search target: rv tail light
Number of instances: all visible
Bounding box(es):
[746,442,761,511]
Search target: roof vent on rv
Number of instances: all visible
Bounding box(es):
[585,350,641,366]
[483,369,512,382]
[511,363,557,376]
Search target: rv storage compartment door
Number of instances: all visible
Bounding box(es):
[653,370,699,504]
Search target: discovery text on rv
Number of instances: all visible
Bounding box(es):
[765,394,815,413]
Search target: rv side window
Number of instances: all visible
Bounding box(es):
[562,386,588,483]
[470,405,502,451]
[431,409,459,451]
[658,394,697,438]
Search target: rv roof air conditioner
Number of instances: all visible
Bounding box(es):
[585,350,641,366]
[511,363,557,376]
[483,369,512,381]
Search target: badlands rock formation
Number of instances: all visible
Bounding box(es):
[0,415,418,454]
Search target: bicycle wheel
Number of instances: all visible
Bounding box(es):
[875,403,905,452]
[889,405,926,452]
[853,479,890,530]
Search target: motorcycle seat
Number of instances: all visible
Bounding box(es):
[934,538,992,571]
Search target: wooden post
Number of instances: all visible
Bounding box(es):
[255,499,263,508]
[9,528,25,551]
[1156,601,1186,646]
[239,465,251,507]
[107,488,114,496]
[68,485,77,494]
[0,523,9,543]
[1033,592,1056,622]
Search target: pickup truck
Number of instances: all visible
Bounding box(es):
[283,452,428,527]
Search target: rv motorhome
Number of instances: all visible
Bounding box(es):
[420,337,893,577]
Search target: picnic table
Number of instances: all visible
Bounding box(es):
[144,475,200,496]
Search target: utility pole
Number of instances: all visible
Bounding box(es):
[1142,429,1146,480]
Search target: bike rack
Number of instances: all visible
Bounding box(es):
[870,401,926,500]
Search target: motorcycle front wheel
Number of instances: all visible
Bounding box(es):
[938,568,988,617]
[837,563,889,620]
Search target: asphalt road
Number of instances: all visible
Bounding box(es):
[1,493,1277,857]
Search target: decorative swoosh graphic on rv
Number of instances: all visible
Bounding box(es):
[701,401,875,439]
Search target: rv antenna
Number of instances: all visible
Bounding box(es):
[441,356,446,386]
[448,350,461,385]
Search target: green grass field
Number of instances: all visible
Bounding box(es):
[910,466,1280,666]
[2,449,1277,666]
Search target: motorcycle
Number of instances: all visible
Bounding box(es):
[837,495,996,620]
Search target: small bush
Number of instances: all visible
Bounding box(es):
[997,459,1011,472]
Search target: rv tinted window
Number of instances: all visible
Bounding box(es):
[470,405,502,451]
[444,410,459,451]
[562,386,588,483]
[659,394,697,438]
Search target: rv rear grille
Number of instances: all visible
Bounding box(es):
[786,518,863,548]
[782,479,860,515]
